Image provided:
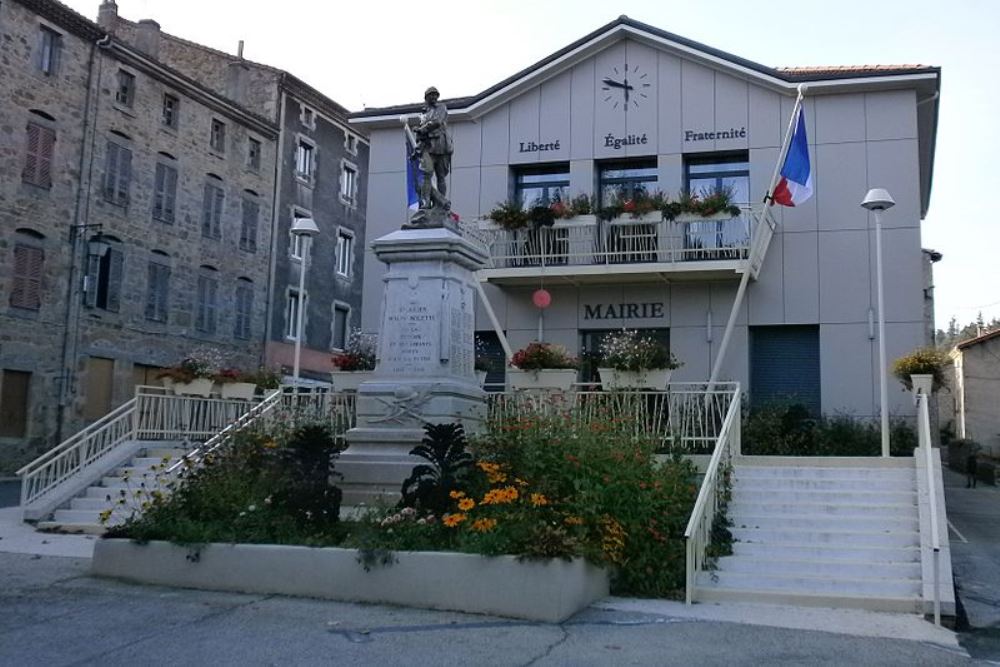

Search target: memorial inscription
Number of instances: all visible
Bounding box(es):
[385,302,438,374]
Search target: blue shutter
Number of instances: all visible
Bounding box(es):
[750,325,821,415]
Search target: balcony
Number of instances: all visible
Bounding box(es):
[472,205,776,286]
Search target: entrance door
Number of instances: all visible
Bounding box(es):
[131,363,165,395]
[83,357,115,421]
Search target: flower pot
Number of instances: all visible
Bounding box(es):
[476,370,488,387]
[330,370,374,392]
[220,382,257,401]
[507,368,577,392]
[173,378,213,398]
[910,374,933,399]
[598,368,672,391]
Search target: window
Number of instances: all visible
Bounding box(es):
[598,159,657,208]
[144,260,170,323]
[750,325,821,416]
[285,291,305,341]
[475,331,506,391]
[103,140,131,206]
[161,93,179,129]
[340,162,357,204]
[240,193,259,252]
[0,370,31,438]
[39,26,62,76]
[290,211,310,260]
[336,230,353,277]
[201,176,225,239]
[332,303,350,350]
[115,69,135,108]
[210,118,226,153]
[84,241,124,312]
[300,106,315,129]
[234,279,253,340]
[247,137,261,170]
[345,133,358,155]
[295,139,314,180]
[23,121,56,188]
[152,160,178,223]
[685,153,750,204]
[514,164,570,208]
[10,244,44,311]
[195,268,218,334]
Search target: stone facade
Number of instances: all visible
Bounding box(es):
[0,0,278,473]
[102,4,369,381]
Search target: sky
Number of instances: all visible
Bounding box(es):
[62,0,1000,331]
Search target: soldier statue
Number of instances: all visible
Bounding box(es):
[405,86,454,227]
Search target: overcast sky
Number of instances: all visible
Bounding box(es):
[63,0,1000,331]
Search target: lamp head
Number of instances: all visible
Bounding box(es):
[290,217,319,237]
[861,188,895,212]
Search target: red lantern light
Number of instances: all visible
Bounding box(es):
[532,289,551,309]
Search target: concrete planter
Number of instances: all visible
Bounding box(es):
[173,378,213,398]
[92,540,608,622]
[598,368,672,390]
[909,374,933,399]
[219,382,257,401]
[476,370,488,387]
[507,368,577,392]
[330,370,374,392]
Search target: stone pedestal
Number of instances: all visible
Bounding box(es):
[340,227,489,505]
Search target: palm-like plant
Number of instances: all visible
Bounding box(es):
[400,423,474,514]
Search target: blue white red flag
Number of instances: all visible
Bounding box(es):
[772,106,813,207]
[405,131,422,212]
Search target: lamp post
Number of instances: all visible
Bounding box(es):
[290,217,319,386]
[861,188,895,457]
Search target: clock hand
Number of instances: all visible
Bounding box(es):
[602,77,627,90]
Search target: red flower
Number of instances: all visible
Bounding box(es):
[623,199,637,213]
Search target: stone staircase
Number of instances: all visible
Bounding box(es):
[36,445,186,535]
[696,461,928,612]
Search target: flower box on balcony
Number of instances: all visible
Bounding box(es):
[507,368,577,392]
[672,210,739,224]
[220,382,257,401]
[330,370,374,392]
[173,378,213,398]
[598,368,672,391]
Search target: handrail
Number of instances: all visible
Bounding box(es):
[683,384,743,605]
[917,392,942,627]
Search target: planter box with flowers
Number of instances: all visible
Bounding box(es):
[157,353,221,398]
[597,329,682,391]
[507,342,579,392]
[213,369,257,401]
[892,347,949,400]
[331,330,377,391]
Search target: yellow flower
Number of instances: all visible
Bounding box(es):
[477,461,500,474]
[472,518,497,533]
[482,486,519,505]
[514,477,528,487]
[449,490,466,500]
[529,493,549,507]
[487,472,507,484]
[442,513,467,528]
[458,498,476,511]
[564,516,584,526]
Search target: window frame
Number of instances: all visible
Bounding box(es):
[10,243,45,311]
[597,159,657,209]
[239,192,259,253]
[331,302,351,351]
[195,268,219,334]
[247,137,262,171]
[38,25,62,77]
[152,158,178,223]
[84,238,124,313]
[161,93,180,130]
[294,136,316,183]
[22,119,56,189]
[114,69,136,109]
[284,289,307,342]
[201,176,225,240]
[336,228,354,278]
[209,118,227,154]
[339,159,358,206]
[683,152,750,204]
[102,139,132,207]
[513,163,571,209]
[289,209,311,261]
[233,279,254,340]
[144,259,170,323]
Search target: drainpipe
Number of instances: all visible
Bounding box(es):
[262,86,288,368]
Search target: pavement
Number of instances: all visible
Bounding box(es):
[943,464,1000,661]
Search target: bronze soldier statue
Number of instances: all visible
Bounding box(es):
[407,86,453,226]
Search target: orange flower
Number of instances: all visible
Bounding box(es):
[442,513,467,528]
[564,516,584,526]
[449,490,466,500]
[471,518,497,532]
[529,493,549,507]
[482,486,519,505]
[458,498,476,511]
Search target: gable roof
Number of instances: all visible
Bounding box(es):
[957,329,1000,351]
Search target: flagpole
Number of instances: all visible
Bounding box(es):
[707,84,807,392]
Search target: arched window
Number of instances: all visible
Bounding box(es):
[240,190,259,253]
[201,175,225,240]
[195,265,219,334]
[145,251,171,323]
[23,111,56,189]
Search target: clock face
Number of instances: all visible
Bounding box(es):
[601,63,652,112]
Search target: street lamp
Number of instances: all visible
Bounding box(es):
[290,217,319,386]
[862,188,895,458]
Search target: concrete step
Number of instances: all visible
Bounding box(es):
[36,520,106,536]
[733,501,916,519]
[693,583,923,613]
[715,556,921,579]
[85,486,127,499]
[70,496,116,510]
[732,489,916,505]
[141,447,190,459]
[734,477,915,492]
[696,570,922,599]
[735,465,914,481]
[729,514,919,532]
[731,542,920,562]
[731,527,919,548]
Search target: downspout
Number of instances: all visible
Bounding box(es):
[262,83,288,367]
[55,33,109,443]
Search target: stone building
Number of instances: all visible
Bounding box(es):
[98,2,369,382]
[352,16,942,421]
[951,330,1000,456]
[0,0,278,473]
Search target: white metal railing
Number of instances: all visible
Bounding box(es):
[134,385,268,440]
[479,207,772,270]
[487,383,738,454]
[683,384,743,604]
[917,391,942,626]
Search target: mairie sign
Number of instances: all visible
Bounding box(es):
[584,302,665,320]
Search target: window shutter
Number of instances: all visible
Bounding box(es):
[152,164,165,218]
[37,126,55,188]
[207,279,217,333]
[165,167,177,221]
[84,253,99,307]
[144,263,157,320]
[201,184,212,237]
[11,245,43,310]
[105,248,124,313]
[213,188,224,238]
[241,199,258,251]
[117,147,132,204]
[158,266,170,322]
[196,276,206,331]
[104,143,119,201]
[23,124,41,185]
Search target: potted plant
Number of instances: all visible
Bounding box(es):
[157,352,219,398]
[892,346,949,399]
[507,342,579,391]
[331,329,377,391]
[662,186,742,222]
[597,330,681,390]
[248,366,283,393]
[214,368,258,401]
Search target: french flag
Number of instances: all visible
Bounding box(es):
[772,106,813,207]
[405,132,422,212]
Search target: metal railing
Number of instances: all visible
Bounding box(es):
[135,386,268,440]
[916,391,942,626]
[683,384,743,604]
[479,207,773,270]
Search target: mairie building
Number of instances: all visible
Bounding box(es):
[351,16,941,420]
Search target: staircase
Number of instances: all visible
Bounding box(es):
[36,444,186,534]
[696,460,929,612]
